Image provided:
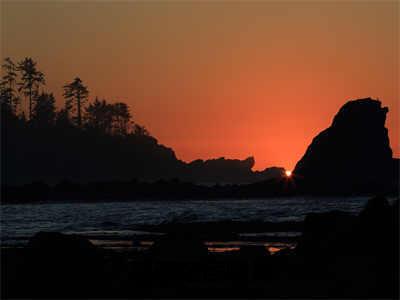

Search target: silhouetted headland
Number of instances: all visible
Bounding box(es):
[1,57,285,188]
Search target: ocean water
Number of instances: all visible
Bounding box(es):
[1,197,373,248]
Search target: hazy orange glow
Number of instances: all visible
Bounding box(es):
[285,170,292,178]
[2,2,398,170]
[207,247,240,253]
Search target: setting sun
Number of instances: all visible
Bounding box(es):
[285,170,292,177]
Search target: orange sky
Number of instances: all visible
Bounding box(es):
[2,1,399,170]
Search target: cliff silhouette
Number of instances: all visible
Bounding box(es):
[1,114,283,185]
[294,98,398,193]
[185,157,284,184]
[1,57,285,186]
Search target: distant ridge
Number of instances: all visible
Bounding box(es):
[1,116,284,185]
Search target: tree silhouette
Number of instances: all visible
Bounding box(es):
[111,102,131,135]
[3,57,197,187]
[31,93,56,127]
[17,58,45,120]
[63,77,89,127]
[133,124,149,136]
[85,98,113,133]
[55,108,72,128]
[85,99,132,135]
[0,58,20,115]
[0,84,12,118]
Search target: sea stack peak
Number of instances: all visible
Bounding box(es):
[332,98,388,129]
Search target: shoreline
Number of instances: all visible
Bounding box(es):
[1,196,398,298]
[1,194,383,206]
[1,220,304,251]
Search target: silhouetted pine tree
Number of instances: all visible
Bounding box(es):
[85,97,112,133]
[0,58,20,115]
[111,102,131,135]
[63,77,89,127]
[17,58,45,120]
[133,124,149,136]
[85,98,132,135]
[55,108,72,129]
[31,93,56,127]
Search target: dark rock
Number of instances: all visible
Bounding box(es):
[28,231,97,252]
[297,196,399,259]
[239,245,270,257]
[185,156,285,184]
[294,197,398,298]
[25,232,105,297]
[149,232,208,261]
[358,197,398,256]
[359,195,391,222]
[148,232,208,283]
[293,98,396,193]
[253,166,286,182]
[296,210,358,256]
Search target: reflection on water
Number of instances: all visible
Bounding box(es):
[208,247,240,253]
[205,241,295,254]
[88,239,292,254]
[268,247,282,254]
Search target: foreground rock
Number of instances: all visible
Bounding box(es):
[297,196,398,255]
[150,232,208,261]
[294,98,397,193]
[296,197,399,297]
[1,197,398,298]
[23,232,105,297]
[296,210,358,256]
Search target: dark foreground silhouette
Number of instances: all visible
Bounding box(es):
[2,196,398,298]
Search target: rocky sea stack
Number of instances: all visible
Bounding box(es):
[294,98,398,194]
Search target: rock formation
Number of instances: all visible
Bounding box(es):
[185,156,285,184]
[293,98,397,193]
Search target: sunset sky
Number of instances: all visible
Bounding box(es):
[2,1,398,170]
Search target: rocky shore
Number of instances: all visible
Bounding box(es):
[1,196,398,298]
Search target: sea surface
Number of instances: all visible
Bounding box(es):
[1,197,376,249]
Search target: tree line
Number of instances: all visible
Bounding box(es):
[0,57,148,136]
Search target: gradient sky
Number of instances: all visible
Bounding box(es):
[2,1,398,170]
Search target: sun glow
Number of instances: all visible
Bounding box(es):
[285,170,292,177]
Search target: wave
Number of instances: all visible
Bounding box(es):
[162,210,199,224]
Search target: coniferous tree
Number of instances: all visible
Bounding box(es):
[85,98,113,133]
[1,58,20,115]
[55,108,72,128]
[0,83,11,117]
[63,77,89,127]
[111,102,131,135]
[31,93,56,127]
[17,57,45,120]
[133,124,149,136]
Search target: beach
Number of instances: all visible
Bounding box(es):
[1,196,398,298]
